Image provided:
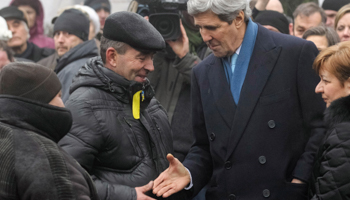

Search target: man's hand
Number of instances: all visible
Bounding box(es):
[166,20,189,59]
[291,178,305,184]
[153,154,191,198]
[135,181,156,200]
[255,0,270,11]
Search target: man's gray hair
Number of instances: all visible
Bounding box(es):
[187,0,252,24]
[100,36,128,64]
[21,21,30,40]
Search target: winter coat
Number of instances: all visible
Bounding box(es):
[310,95,350,200]
[148,44,211,162]
[54,39,99,103]
[10,0,55,49]
[15,41,54,62]
[0,95,99,200]
[59,57,187,200]
[37,52,59,70]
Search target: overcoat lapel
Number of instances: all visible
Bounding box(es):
[225,27,282,160]
[207,57,237,128]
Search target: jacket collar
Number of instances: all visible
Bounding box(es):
[55,39,99,73]
[0,95,72,143]
[70,56,154,106]
[324,95,350,128]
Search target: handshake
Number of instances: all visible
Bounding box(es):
[135,154,191,200]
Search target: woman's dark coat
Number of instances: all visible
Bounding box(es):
[311,95,350,200]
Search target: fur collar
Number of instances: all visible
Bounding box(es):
[324,95,350,128]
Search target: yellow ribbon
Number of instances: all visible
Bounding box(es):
[132,90,144,119]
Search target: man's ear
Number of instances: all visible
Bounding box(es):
[235,10,245,28]
[289,23,294,35]
[106,47,118,68]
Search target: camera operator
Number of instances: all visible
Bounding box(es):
[147,9,211,163]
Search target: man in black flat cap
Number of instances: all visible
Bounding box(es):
[84,0,111,39]
[38,8,99,103]
[322,0,350,27]
[59,11,186,200]
[0,6,54,62]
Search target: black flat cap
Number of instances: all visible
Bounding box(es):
[322,0,350,11]
[103,11,165,51]
[0,6,27,24]
[84,0,111,13]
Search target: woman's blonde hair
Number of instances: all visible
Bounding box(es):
[335,3,350,29]
[313,41,350,86]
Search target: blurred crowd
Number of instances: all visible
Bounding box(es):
[1,0,350,200]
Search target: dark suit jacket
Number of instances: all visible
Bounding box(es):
[183,25,326,200]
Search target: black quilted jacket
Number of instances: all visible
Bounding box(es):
[59,57,186,200]
[310,95,350,200]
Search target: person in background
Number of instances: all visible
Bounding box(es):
[321,0,350,28]
[302,25,340,51]
[310,40,350,200]
[10,0,55,49]
[84,0,111,40]
[335,4,350,42]
[254,10,289,34]
[290,2,327,38]
[0,62,99,200]
[38,9,98,103]
[0,6,54,62]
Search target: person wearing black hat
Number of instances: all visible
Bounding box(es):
[322,0,350,28]
[84,0,111,39]
[0,6,54,62]
[0,62,99,200]
[59,11,187,200]
[38,8,99,103]
[254,10,289,34]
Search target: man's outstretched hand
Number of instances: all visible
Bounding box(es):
[153,154,191,198]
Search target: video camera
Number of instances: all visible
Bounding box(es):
[136,0,188,41]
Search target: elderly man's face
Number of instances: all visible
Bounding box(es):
[114,45,155,83]
[292,12,322,38]
[54,31,83,57]
[6,19,28,48]
[194,10,245,58]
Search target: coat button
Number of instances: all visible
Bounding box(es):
[259,156,267,164]
[228,194,236,200]
[263,189,270,198]
[268,120,275,129]
[209,132,216,141]
[225,161,232,170]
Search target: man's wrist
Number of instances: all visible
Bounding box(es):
[184,167,193,190]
